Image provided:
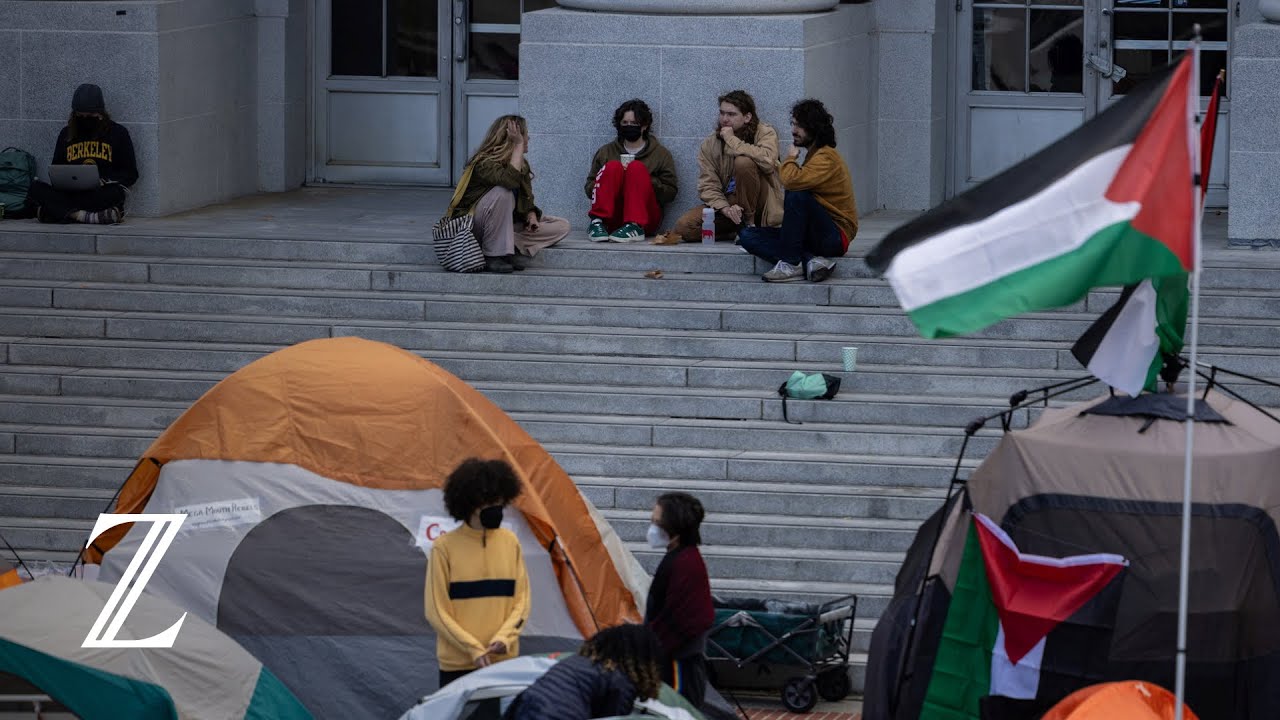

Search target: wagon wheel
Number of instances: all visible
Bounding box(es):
[781,677,818,713]
[817,668,851,701]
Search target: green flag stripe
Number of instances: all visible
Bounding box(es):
[921,525,999,720]
[1144,272,1190,392]
[906,221,1186,339]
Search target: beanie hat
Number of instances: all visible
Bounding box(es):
[72,84,105,113]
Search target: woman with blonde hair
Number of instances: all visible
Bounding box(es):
[449,115,570,273]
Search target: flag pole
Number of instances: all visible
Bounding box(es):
[1174,30,1204,720]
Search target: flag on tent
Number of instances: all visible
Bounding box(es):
[920,514,1128,719]
[1069,69,1221,396]
[866,54,1197,339]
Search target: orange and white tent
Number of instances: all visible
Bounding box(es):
[1041,681,1199,720]
[91,337,648,719]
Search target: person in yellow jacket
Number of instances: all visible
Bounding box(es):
[739,98,859,284]
[424,458,531,689]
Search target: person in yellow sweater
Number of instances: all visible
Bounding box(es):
[739,98,859,283]
[425,458,531,689]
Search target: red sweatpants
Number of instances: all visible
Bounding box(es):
[588,160,661,235]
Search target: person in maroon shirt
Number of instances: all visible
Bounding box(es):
[644,492,714,708]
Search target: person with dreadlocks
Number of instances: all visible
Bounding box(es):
[672,90,784,243]
[504,624,664,720]
[425,458,531,689]
[27,83,138,225]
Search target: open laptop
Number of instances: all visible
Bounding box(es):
[48,163,100,191]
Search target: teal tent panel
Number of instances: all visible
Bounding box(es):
[0,637,178,720]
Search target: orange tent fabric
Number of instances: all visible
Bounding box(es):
[88,337,640,634]
[1041,681,1200,720]
[0,560,21,590]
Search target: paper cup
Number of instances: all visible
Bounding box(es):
[841,346,858,372]
[620,153,636,168]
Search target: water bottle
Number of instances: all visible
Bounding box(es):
[701,207,715,245]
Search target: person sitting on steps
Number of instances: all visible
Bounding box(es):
[584,98,678,243]
[27,83,138,225]
[672,90,784,243]
[740,98,858,284]
[450,115,570,273]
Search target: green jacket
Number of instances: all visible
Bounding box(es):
[452,158,542,221]
[583,136,679,206]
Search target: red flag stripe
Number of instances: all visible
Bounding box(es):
[974,514,1127,664]
[1104,53,1196,271]
[1200,70,1224,201]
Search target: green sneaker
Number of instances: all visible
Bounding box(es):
[587,218,610,242]
[608,222,645,243]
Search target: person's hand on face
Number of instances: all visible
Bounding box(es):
[718,125,736,142]
[785,145,800,161]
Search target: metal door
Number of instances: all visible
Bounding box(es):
[312,0,451,185]
[1096,0,1231,207]
[954,0,1098,193]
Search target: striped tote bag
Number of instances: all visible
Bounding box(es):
[432,165,486,273]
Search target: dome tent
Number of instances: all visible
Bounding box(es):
[91,337,649,719]
[0,576,309,720]
[864,391,1280,720]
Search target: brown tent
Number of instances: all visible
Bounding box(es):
[864,391,1280,720]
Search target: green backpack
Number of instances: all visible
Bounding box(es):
[0,147,37,218]
[777,371,842,424]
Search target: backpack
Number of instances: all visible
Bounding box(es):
[777,371,842,424]
[0,147,37,218]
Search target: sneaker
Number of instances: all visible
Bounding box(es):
[587,218,610,242]
[806,257,836,283]
[484,256,514,273]
[762,260,805,283]
[508,254,529,271]
[608,222,645,243]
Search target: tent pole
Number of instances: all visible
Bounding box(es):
[1175,33,1204,720]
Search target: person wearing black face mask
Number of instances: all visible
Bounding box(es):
[584,98,678,243]
[27,83,139,225]
[425,458,530,691]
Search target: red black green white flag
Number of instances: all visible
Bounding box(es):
[867,55,1197,340]
[921,514,1127,719]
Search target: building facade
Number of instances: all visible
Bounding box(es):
[0,0,1274,242]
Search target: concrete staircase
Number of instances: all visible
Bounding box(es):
[2,204,1278,690]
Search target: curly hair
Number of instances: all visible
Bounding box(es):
[581,624,664,701]
[656,492,705,547]
[791,98,837,150]
[442,458,522,522]
[612,99,654,140]
[717,90,759,145]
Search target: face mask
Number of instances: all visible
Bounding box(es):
[646,523,670,549]
[619,125,643,142]
[479,505,503,530]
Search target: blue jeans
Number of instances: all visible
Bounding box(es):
[738,190,845,266]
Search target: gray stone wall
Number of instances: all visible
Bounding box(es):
[518,5,878,230]
[0,0,305,217]
[1228,22,1280,244]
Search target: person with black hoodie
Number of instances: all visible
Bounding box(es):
[27,83,138,224]
[644,492,714,708]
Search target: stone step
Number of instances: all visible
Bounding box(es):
[603,509,923,554]
[0,516,93,553]
[0,455,131,491]
[574,476,946,521]
[632,544,904,586]
[0,485,117,521]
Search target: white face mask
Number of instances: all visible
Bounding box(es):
[646,523,670,549]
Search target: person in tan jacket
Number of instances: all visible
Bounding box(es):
[740,99,858,283]
[672,90,784,242]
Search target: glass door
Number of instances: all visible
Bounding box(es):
[312,0,451,185]
[954,0,1096,193]
[1098,0,1230,206]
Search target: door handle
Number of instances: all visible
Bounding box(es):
[454,1,467,63]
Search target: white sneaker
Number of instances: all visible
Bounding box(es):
[762,260,805,283]
[806,257,836,283]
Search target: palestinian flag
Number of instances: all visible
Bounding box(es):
[1070,69,1221,396]
[867,54,1197,339]
[921,514,1127,719]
